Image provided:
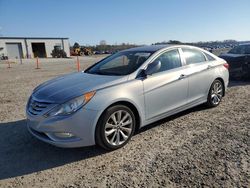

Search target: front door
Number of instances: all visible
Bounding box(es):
[143,49,188,120]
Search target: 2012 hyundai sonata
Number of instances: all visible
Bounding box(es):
[26,45,229,150]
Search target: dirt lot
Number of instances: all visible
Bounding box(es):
[0,56,249,187]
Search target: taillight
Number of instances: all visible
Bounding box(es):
[223,63,229,69]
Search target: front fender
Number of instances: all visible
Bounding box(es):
[84,79,145,133]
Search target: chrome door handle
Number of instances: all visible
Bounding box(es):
[179,74,187,80]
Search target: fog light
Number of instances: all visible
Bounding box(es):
[54,132,74,138]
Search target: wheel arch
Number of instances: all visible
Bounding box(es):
[214,77,226,96]
[96,100,141,133]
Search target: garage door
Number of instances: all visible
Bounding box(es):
[6,43,23,59]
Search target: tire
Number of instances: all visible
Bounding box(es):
[206,79,224,107]
[95,105,136,150]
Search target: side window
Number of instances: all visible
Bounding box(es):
[153,49,182,73]
[182,48,206,64]
[204,52,216,61]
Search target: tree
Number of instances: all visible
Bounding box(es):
[99,40,107,46]
[51,46,67,58]
[73,42,80,49]
[168,40,182,44]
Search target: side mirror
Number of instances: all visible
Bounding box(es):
[145,60,161,75]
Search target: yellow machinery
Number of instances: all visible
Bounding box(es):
[72,47,92,56]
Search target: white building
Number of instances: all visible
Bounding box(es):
[0,37,70,59]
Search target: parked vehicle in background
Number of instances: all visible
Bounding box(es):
[93,51,101,55]
[0,53,8,60]
[0,47,8,60]
[26,45,229,150]
[219,44,250,79]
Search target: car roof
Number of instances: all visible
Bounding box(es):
[239,43,250,46]
[124,45,174,52]
[123,44,206,53]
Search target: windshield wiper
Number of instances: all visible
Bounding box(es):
[85,70,105,75]
[85,70,123,76]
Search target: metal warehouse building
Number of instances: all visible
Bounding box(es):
[0,37,70,59]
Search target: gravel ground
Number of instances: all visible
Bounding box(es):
[0,57,249,187]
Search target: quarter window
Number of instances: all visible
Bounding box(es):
[153,49,182,73]
[204,52,215,61]
[182,48,206,64]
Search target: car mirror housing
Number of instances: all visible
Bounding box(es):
[145,60,161,75]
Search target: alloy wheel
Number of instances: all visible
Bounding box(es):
[104,110,133,146]
[211,81,223,105]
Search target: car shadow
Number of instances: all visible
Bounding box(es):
[137,104,208,134]
[0,95,240,180]
[0,105,208,180]
[0,119,106,180]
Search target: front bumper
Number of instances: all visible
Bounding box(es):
[26,107,100,148]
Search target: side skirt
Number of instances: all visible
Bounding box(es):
[141,97,207,128]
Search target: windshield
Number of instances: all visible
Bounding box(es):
[228,45,250,54]
[85,51,153,75]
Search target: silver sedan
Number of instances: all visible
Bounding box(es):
[26,45,229,150]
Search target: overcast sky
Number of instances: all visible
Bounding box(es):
[0,0,249,45]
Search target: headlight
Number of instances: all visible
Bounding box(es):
[45,91,95,117]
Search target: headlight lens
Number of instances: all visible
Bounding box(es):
[46,91,95,117]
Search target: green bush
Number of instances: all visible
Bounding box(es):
[51,46,67,58]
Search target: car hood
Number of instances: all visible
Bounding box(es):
[32,72,128,103]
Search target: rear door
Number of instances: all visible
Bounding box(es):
[143,48,189,120]
[181,48,215,103]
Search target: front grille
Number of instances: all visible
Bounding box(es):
[28,98,52,115]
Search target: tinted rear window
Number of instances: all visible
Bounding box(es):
[229,45,250,54]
